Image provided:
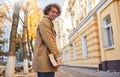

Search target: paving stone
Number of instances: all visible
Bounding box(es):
[15,66,120,77]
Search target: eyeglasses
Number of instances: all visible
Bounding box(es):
[50,10,58,15]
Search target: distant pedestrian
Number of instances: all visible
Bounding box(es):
[32,3,62,77]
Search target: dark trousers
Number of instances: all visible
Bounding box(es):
[37,72,55,77]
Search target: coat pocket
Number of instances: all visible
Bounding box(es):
[37,44,47,57]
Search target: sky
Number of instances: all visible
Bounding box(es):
[38,0,64,8]
[2,0,64,10]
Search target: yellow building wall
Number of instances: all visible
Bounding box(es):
[61,45,71,65]
[97,0,120,61]
[63,19,101,68]
[61,0,120,72]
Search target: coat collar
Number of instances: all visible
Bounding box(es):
[44,15,54,27]
[44,15,52,21]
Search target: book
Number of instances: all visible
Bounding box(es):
[48,54,58,67]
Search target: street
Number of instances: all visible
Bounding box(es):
[15,66,120,77]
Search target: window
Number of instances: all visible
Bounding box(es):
[82,35,88,59]
[103,15,114,49]
[73,42,77,60]
[66,51,70,61]
[62,51,70,62]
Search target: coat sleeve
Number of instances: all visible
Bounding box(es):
[39,19,61,58]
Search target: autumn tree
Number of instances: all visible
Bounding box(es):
[5,1,24,77]
[27,0,43,65]
[22,1,29,74]
[0,0,11,54]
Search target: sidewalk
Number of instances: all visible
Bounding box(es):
[15,66,120,77]
[15,71,37,77]
[61,66,120,77]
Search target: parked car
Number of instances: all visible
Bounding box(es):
[15,62,23,72]
[0,61,6,77]
[28,62,32,72]
[15,61,32,72]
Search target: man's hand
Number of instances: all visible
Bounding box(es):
[57,58,62,67]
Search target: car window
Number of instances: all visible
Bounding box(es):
[0,61,6,65]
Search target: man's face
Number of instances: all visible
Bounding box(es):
[48,7,58,20]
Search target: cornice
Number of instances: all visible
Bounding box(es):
[69,0,113,40]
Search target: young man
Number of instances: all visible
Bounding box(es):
[32,4,62,77]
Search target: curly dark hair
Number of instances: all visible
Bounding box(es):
[43,3,61,16]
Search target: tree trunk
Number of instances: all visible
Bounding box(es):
[22,2,29,74]
[30,36,34,53]
[30,36,34,62]
[26,20,32,64]
[5,1,23,77]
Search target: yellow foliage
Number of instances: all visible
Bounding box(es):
[27,0,44,40]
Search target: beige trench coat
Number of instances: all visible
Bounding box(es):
[32,15,61,72]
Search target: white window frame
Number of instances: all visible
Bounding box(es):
[103,15,114,50]
[82,35,88,59]
[66,50,70,61]
[73,42,77,60]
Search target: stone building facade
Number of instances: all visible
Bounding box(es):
[56,0,120,72]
